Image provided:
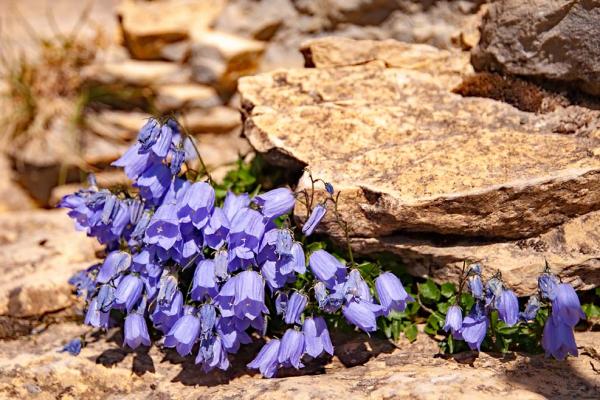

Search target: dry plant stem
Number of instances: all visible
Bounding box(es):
[175,117,214,184]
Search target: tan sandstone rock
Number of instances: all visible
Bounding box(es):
[190,30,266,91]
[117,0,226,60]
[154,83,221,112]
[0,322,598,399]
[0,211,99,318]
[239,37,600,294]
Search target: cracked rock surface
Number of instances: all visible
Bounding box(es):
[239,37,600,295]
[0,322,598,399]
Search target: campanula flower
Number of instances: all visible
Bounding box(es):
[302,204,326,236]
[135,163,172,204]
[217,317,252,353]
[170,146,186,175]
[275,292,288,315]
[164,307,201,356]
[177,182,215,229]
[275,229,294,257]
[114,274,143,312]
[457,304,488,351]
[203,208,230,249]
[233,270,269,320]
[229,209,265,252]
[324,183,334,195]
[196,335,230,372]
[342,300,382,333]
[542,316,578,360]
[191,259,218,301]
[468,275,484,300]
[519,296,540,322]
[112,142,159,180]
[152,289,183,333]
[551,283,585,327]
[302,317,333,358]
[97,251,131,283]
[248,339,280,378]
[284,292,307,324]
[223,191,250,221]
[309,250,347,288]
[538,272,559,301]
[496,289,519,326]
[278,328,305,369]
[444,305,463,333]
[124,311,151,349]
[214,249,229,280]
[375,272,413,315]
[85,296,110,329]
[199,304,217,336]
[254,188,295,219]
[145,202,180,250]
[60,338,83,356]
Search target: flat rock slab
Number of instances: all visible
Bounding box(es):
[0,322,598,399]
[0,211,99,318]
[353,210,600,296]
[239,37,600,294]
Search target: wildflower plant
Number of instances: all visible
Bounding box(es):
[62,117,589,375]
[61,117,414,377]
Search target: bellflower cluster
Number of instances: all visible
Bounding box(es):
[61,118,414,378]
[444,263,585,358]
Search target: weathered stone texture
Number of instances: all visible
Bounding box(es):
[240,37,600,294]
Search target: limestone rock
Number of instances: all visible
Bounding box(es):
[352,210,600,296]
[182,106,241,134]
[472,0,600,96]
[0,155,36,212]
[154,83,221,112]
[117,0,226,60]
[82,60,191,87]
[85,110,150,141]
[190,30,266,91]
[0,211,99,318]
[0,322,598,399]
[239,37,600,294]
[214,0,297,41]
[300,37,472,89]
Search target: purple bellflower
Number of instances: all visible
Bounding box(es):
[233,270,269,320]
[114,274,143,313]
[542,316,578,360]
[375,272,413,315]
[164,307,201,356]
[191,259,218,301]
[309,250,347,288]
[278,328,305,369]
[284,292,307,324]
[254,187,295,219]
[177,182,215,229]
[496,289,519,326]
[302,317,334,358]
[248,339,281,378]
[444,305,463,333]
[302,204,326,236]
[551,283,585,327]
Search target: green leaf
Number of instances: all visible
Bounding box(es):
[418,279,441,302]
[595,287,600,297]
[440,283,456,298]
[582,303,600,319]
[404,323,418,342]
[437,301,450,314]
[497,324,520,335]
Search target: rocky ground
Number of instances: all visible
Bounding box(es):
[1,0,600,398]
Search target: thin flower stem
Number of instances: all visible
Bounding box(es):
[331,192,354,267]
[174,116,214,185]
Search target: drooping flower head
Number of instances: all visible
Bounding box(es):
[375,272,413,316]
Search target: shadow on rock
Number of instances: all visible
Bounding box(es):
[501,354,600,399]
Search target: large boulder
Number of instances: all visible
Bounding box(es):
[0,211,99,318]
[472,0,600,96]
[239,37,600,294]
